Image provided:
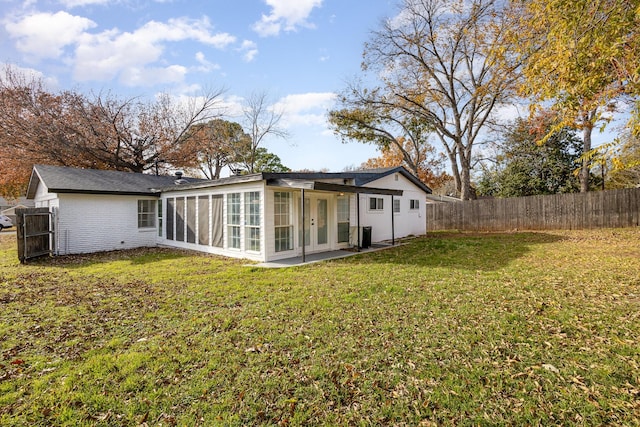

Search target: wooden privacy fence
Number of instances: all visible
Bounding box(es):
[16,207,55,263]
[426,188,640,231]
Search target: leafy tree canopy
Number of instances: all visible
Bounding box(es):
[510,0,640,191]
[477,113,583,197]
[361,137,450,190]
[329,0,520,200]
[182,119,249,179]
[0,65,224,198]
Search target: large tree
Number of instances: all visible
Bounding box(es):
[252,147,290,173]
[0,65,225,197]
[329,86,439,182]
[237,91,289,174]
[477,113,583,197]
[606,132,640,188]
[182,119,249,179]
[360,136,450,190]
[330,0,520,200]
[511,0,640,192]
[73,90,226,174]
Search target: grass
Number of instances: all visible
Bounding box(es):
[0,229,639,426]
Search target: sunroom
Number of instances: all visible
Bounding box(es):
[158,174,405,263]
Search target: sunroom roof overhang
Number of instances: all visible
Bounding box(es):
[266,178,403,196]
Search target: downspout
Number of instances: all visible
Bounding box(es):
[301,188,305,263]
[356,194,361,252]
[391,195,395,246]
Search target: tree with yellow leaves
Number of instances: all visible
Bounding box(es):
[511,0,640,192]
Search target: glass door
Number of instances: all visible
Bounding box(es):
[299,195,331,252]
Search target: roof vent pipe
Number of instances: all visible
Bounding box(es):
[175,171,183,179]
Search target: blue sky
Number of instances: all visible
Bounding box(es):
[1,0,398,174]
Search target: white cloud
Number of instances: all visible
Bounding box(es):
[59,0,111,7]
[274,92,336,127]
[219,95,245,117]
[239,40,258,62]
[4,10,238,87]
[4,11,96,59]
[135,17,236,48]
[72,17,236,84]
[493,104,524,122]
[120,64,187,87]
[194,51,220,72]
[0,63,59,89]
[252,0,323,37]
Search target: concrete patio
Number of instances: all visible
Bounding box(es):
[253,243,396,268]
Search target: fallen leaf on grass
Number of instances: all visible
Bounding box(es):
[542,363,559,374]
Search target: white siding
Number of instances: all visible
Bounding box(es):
[55,194,158,255]
[30,169,428,260]
[33,182,58,208]
[358,172,427,242]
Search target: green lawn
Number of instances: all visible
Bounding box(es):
[1,229,639,426]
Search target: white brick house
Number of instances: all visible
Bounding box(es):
[26,165,431,262]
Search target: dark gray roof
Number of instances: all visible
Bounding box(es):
[156,172,266,192]
[27,165,432,199]
[266,166,432,194]
[163,166,431,195]
[26,165,206,198]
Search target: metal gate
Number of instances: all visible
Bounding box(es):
[16,207,56,263]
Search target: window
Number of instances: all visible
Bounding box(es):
[393,199,400,213]
[166,198,174,240]
[410,199,420,210]
[337,195,350,243]
[157,200,163,237]
[369,197,384,211]
[227,193,241,249]
[274,192,293,252]
[176,197,185,242]
[186,196,196,244]
[137,200,156,228]
[198,196,210,246]
[211,195,223,248]
[245,191,261,252]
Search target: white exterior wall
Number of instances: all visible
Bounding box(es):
[358,172,427,242]
[30,170,427,260]
[55,194,158,255]
[160,182,266,262]
[33,182,59,209]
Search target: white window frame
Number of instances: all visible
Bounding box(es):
[410,199,420,210]
[227,193,241,249]
[393,199,400,214]
[274,191,293,252]
[137,200,156,229]
[337,195,350,243]
[244,191,261,252]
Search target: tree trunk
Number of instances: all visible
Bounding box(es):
[446,150,461,198]
[458,142,475,200]
[460,163,473,200]
[580,113,594,193]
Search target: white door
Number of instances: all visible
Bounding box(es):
[299,195,331,252]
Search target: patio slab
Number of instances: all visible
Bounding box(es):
[253,243,396,268]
